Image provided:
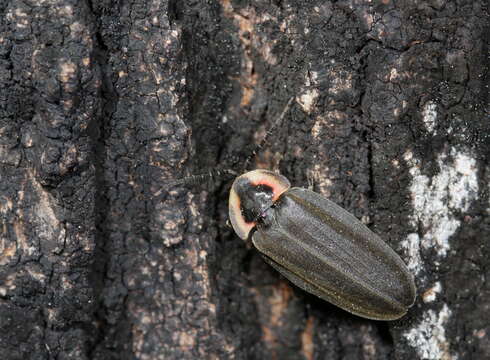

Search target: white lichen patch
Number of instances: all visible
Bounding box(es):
[401,233,424,275]
[297,88,319,114]
[422,282,442,303]
[402,147,478,266]
[402,147,477,359]
[404,304,454,360]
[422,101,438,134]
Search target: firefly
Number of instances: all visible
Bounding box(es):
[229,169,416,321]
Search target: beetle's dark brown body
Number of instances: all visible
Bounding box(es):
[229,170,416,321]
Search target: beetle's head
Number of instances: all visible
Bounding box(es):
[229,169,290,239]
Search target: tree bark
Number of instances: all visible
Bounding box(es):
[0,0,488,359]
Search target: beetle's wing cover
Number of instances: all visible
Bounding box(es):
[252,187,416,320]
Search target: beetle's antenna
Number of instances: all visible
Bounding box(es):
[163,168,238,188]
[242,96,295,171]
[162,97,294,190]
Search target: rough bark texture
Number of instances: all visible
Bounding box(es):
[0,0,488,359]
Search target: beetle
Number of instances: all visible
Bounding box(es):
[229,169,416,321]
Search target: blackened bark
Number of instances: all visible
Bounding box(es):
[0,0,488,359]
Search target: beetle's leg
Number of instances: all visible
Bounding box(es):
[306,171,316,191]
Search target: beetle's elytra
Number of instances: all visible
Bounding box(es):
[229,169,416,321]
